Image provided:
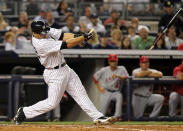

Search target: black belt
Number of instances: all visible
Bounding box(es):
[107,89,119,93]
[46,62,66,69]
[134,93,149,98]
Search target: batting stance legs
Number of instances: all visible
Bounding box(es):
[23,65,103,120]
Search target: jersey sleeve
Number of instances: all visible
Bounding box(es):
[122,66,129,77]
[47,28,63,40]
[173,67,182,77]
[42,39,62,54]
[93,68,105,83]
[132,69,137,77]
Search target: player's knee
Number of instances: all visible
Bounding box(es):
[169,92,178,102]
[47,100,59,109]
[115,93,122,100]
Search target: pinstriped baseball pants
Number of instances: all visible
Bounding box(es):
[23,65,103,120]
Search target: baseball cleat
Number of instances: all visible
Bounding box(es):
[14,107,26,125]
[93,116,116,125]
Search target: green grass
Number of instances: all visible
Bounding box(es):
[0,121,183,125]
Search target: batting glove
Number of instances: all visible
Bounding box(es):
[83,29,93,41]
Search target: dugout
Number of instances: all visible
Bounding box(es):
[0,49,183,121]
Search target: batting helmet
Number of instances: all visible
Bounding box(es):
[31,21,50,34]
[108,54,118,61]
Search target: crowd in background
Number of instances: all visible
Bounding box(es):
[0,0,183,51]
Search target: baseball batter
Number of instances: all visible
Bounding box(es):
[169,59,183,117]
[14,20,115,125]
[132,56,164,118]
[93,54,129,120]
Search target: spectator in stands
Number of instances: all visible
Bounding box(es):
[146,33,167,50]
[153,36,167,50]
[26,0,39,15]
[61,15,79,33]
[17,12,31,39]
[158,1,174,32]
[132,56,164,119]
[8,26,32,50]
[46,11,60,29]
[87,13,106,33]
[79,7,92,24]
[9,26,19,36]
[34,7,47,23]
[158,1,183,36]
[149,0,164,16]
[132,26,154,50]
[130,17,148,32]
[72,22,92,49]
[103,0,126,12]
[98,4,110,16]
[4,32,16,51]
[104,9,127,28]
[18,12,29,28]
[108,29,122,48]
[169,59,183,117]
[127,0,151,15]
[0,12,8,30]
[54,0,68,17]
[93,33,117,49]
[121,36,133,49]
[127,25,139,42]
[165,25,183,50]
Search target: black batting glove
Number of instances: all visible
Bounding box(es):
[83,30,93,41]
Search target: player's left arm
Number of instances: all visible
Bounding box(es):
[148,70,163,78]
[61,29,93,49]
[63,33,74,41]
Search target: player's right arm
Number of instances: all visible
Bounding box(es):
[93,68,106,94]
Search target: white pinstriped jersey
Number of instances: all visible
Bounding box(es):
[32,28,65,68]
[93,66,129,91]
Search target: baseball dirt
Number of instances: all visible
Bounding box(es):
[1,124,183,131]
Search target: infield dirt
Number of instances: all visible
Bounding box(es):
[1,124,183,131]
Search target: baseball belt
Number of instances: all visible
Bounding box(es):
[134,93,149,98]
[107,89,119,93]
[46,62,66,70]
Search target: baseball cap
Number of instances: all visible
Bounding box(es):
[108,54,118,61]
[164,1,174,8]
[90,13,98,19]
[138,25,150,33]
[140,56,149,63]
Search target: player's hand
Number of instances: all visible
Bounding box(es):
[112,74,118,79]
[99,87,106,94]
[83,29,93,41]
